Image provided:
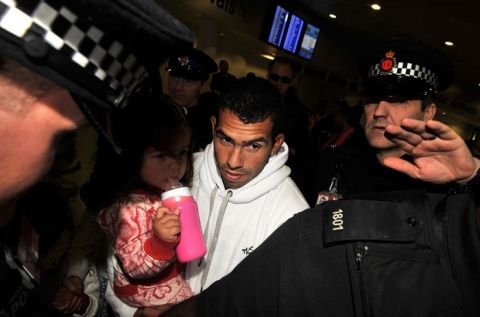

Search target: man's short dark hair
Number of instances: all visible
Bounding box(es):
[218,77,283,139]
[268,57,300,78]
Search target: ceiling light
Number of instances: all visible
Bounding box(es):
[329,13,337,19]
[442,112,446,115]
[371,4,381,10]
[444,41,454,46]
[260,54,275,61]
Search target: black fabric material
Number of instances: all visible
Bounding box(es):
[187,92,218,152]
[0,221,32,317]
[210,72,237,94]
[280,89,314,204]
[191,189,480,317]
[0,217,63,317]
[314,144,451,197]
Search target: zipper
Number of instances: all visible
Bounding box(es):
[354,242,371,317]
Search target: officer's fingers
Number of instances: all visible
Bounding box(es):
[400,119,457,141]
[384,133,418,153]
[398,119,438,140]
[383,157,419,179]
[385,125,425,146]
[425,120,460,141]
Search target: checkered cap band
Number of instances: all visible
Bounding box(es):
[369,60,439,90]
[0,0,147,107]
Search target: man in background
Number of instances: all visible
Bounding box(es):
[268,56,313,204]
[167,48,218,152]
[210,59,237,95]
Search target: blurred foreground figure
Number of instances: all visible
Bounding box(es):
[0,0,193,315]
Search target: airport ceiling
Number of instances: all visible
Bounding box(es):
[295,0,480,126]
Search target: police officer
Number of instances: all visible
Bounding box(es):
[315,39,471,198]
[163,39,480,317]
[167,48,218,152]
[0,0,193,315]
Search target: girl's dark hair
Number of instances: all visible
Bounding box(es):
[92,91,193,208]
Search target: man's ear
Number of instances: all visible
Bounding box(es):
[270,133,285,156]
[423,103,436,121]
[210,116,217,136]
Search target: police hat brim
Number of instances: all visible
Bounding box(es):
[168,69,210,82]
[361,76,434,101]
[167,47,217,82]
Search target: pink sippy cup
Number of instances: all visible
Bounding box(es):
[161,180,206,263]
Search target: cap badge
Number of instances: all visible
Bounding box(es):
[178,55,190,66]
[380,51,396,72]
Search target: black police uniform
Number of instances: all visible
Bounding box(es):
[163,39,480,317]
[315,145,451,196]
[210,71,237,94]
[178,186,479,317]
[167,48,218,152]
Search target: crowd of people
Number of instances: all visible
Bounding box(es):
[1,1,479,317]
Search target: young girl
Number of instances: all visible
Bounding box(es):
[97,92,193,311]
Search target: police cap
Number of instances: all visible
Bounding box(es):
[0,0,193,153]
[167,47,217,81]
[359,39,454,101]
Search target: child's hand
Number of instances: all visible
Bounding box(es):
[153,206,180,242]
[52,275,89,314]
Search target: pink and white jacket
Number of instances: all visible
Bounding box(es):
[98,191,192,307]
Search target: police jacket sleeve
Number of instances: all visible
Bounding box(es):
[161,214,306,317]
[190,204,357,317]
[196,216,303,317]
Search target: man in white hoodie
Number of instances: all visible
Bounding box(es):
[187,77,309,293]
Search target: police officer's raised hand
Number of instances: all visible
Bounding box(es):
[383,118,480,184]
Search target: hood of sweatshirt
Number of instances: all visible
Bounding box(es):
[194,142,291,204]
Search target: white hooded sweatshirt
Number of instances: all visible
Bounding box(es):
[186,142,309,293]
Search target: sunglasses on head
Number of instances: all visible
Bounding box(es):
[268,73,292,84]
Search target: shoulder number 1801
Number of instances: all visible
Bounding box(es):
[332,209,344,231]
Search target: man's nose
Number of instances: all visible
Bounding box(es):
[373,100,390,118]
[172,78,185,90]
[227,147,243,169]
